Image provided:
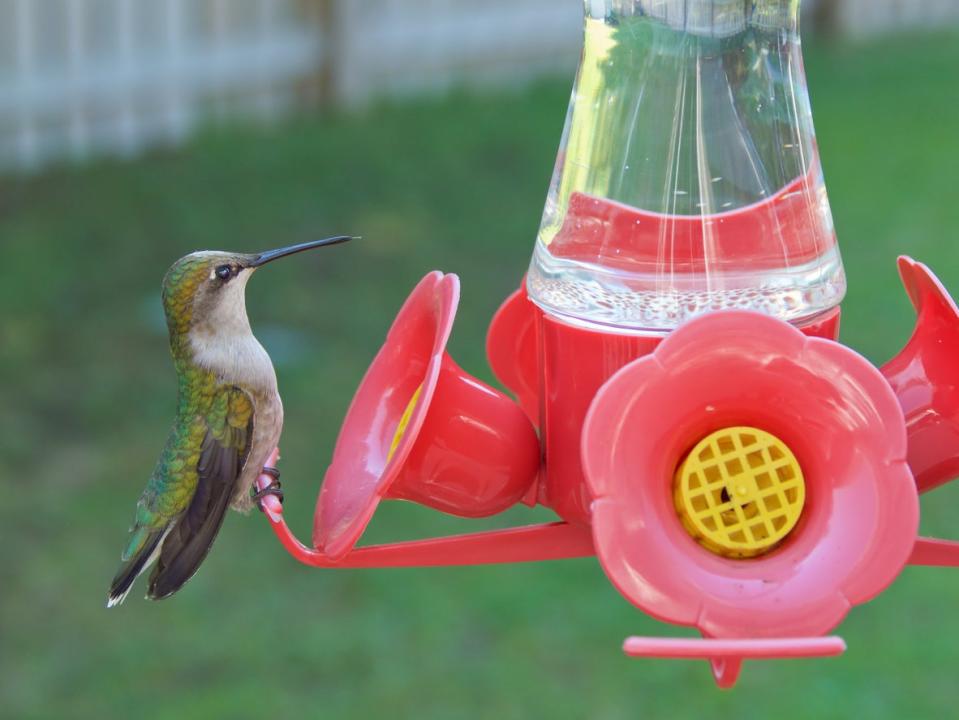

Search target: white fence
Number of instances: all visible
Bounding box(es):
[0,0,956,173]
[329,1,581,105]
[827,0,959,36]
[0,0,324,171]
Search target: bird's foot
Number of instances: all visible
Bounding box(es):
[252,466,284,511]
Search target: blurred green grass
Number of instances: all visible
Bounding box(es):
[2,30,959,720]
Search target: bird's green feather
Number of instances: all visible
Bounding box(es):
[125,381,252,536]
[122,257,255,556]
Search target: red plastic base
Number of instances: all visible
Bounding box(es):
[623,636,847,689]
[910,537,959,567]
[255,256,959,690]
[256,450,594,568]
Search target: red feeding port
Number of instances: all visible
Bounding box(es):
[313,272,540,560]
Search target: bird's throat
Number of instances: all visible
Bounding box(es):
[187,328,277,394]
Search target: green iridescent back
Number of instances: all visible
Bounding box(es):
[121,255,253,561]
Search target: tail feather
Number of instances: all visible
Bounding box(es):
[145,426,243,600]
[107,528,167,608]
[146,487,233,600]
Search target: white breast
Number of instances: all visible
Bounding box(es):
[189,330,278,394]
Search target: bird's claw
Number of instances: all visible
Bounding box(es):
[260,466,281,482]
[252,466,283,511]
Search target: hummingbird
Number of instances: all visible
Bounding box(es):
[107,235,352,607]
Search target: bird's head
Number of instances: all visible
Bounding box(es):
[161,236,352,343]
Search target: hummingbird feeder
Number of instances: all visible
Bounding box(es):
[255,0,959,688]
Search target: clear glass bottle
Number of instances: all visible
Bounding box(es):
[527,0,846,332]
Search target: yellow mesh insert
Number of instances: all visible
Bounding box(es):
[387,384,423,464]
[674,427,805,559]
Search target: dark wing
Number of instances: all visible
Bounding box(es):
[146,387,254,600]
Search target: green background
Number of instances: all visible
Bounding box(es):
[2,31,959,719]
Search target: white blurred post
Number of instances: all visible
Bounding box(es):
[164,0,188,142]
[66,0,90,159]
[14,0,37,169]
[116,0,139,156]
[257,0,279,120]
[211,0,230,119]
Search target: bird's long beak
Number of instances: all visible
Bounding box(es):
[248,235,354,268]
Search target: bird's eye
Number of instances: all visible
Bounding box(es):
[215,265,233,281]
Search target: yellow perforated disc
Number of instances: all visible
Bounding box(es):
[387,384,423,464]
[674,427,805,559]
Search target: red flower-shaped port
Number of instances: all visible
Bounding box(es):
[882,256,959,493]
[314,272,457,558]
[314,271,539,560]
[582,311,919,641]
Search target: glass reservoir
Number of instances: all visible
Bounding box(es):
[527,0,846,331]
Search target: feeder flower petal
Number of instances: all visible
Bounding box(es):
[582,311,919,640]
